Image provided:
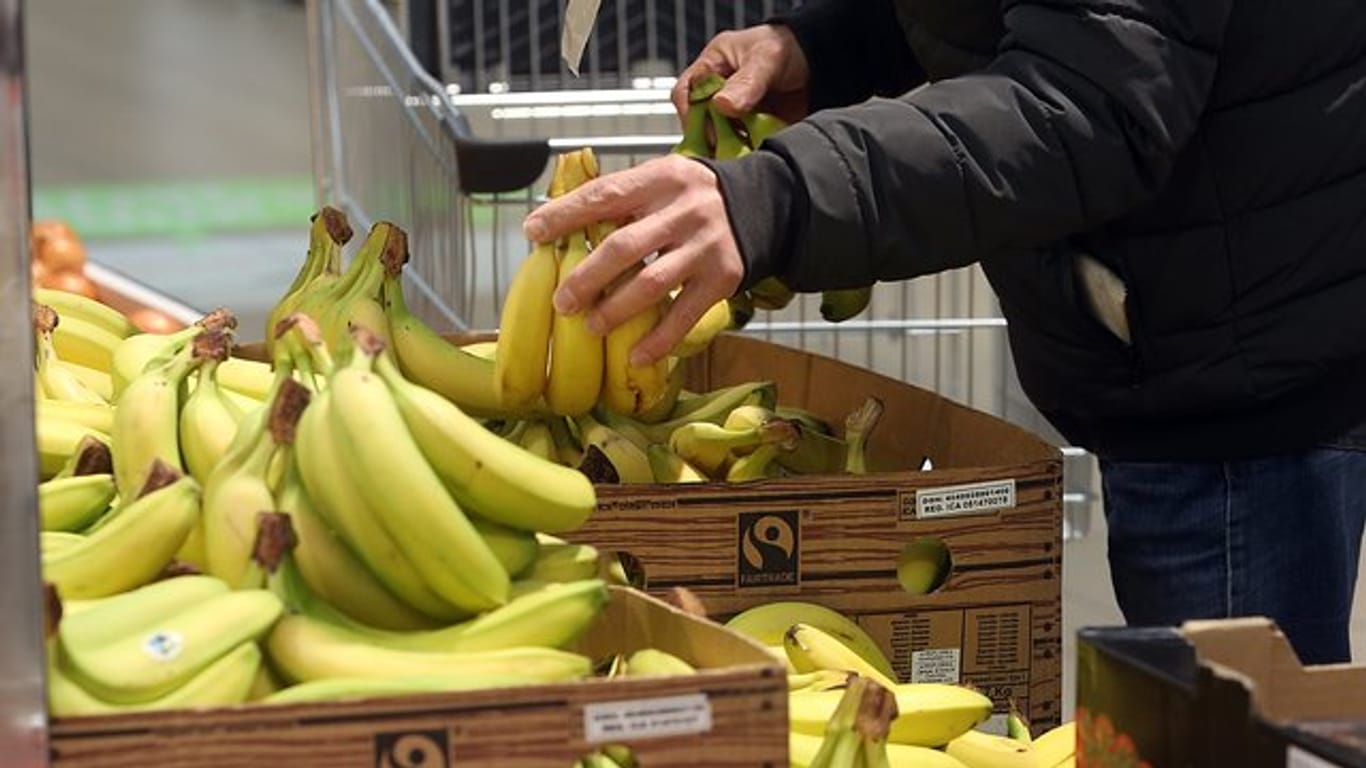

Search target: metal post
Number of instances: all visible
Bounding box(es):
[0,0,51,763]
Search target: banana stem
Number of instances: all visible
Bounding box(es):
[843,397,885,475]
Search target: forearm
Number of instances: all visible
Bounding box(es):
[721,0,1234,291]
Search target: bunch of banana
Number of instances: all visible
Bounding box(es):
[264,205,353,360]
[793,674,901,768]
[46,575,280,716]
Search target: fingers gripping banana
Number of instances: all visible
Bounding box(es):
[328,330,510,612]
[376,353,596,533]
[546,231,605,416]
[601,283,673,419]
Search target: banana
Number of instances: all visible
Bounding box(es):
[1007,708,1032,745]
[789,684,993,747]
[382,264,506,418]
[724,601,895,680]
[495,239,558,411]
[461,340,499,360]
[788,669,855,693]
[725,441,785,481]
[944,729,1038,768]
[51,434,113,480]
[266,612,592,686]
[708,102,753,160]
[41,531,88,554]
[749,277,796,311]
[624,648,695,677]
[179,332,246,485]
[376,351,596,533]
[39,473,116,532]
[820,286,874,323]
[776,405,835,436]
[58,574,230,654]
[34,304,108,405]
[601,281,673,419]
[803,676,873,768]
[262,673,529,706]
[576,411,654,484]
[471,515,540,578]
[327,330,509,613]
[294,382,466,622]
[549,415,585,467]
[728,291,756,330]
[278,448,438,631]
[844,397,885,474]
[110,325,200,398]
[785,623,899,691]
[50,641,261,717]
[790,732,969,768]
[523,537,602,584]
[247,658,285,701]
[37,417,110,480]
[42,461,200,600]
[741,111,788,147]
[326,223,396,359]
[50,311,124,372]
[216,356,275,402]
[668,418,797,478]
[672,93,712,158]
[61,589,282,705]
[642,380,777,442]
[516,419,558,462]
[898,538,951,596]
[672,298,732,358]
[54,360,114,401]
[110,334,203,501]
[1031,721,1076,768]
[34,287,138,340]
[635,355,685,424]
[546,231,605,416]
[202,379,307,589]
[647,444,708,483]
[37,398,115,435]
[265,206,352,360]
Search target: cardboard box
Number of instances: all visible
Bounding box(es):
[565,335,1066,734]
[49,586,787,767]
[1076,617,1366,767]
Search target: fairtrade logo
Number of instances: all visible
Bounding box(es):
[737,510,799,587]
[374,730,449,768]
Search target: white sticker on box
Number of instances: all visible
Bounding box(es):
[910,648,961,684]
[1288,745,1345,768]
[915,480,1016,519]
[583,693,713,744]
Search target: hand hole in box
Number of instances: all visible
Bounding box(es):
[897,537,951,595]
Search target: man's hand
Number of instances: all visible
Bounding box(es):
[671,24,811,124]
[522,155,745,368]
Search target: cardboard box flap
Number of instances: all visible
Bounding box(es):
[577,586,777,671]
[1184,617,1366,723]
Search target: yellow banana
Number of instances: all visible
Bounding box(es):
[50,311,124,372]
[646,444,707,483]
[495,240,558,411]
[471,515,540,578]
[632,380,777,444]
[110,335,203,500]
[624,648,696,677]
[898,538,952,596]
[668,418,798,478]
[601,286,673,418]
[262,673,527,706]
[216,357,275,402]
[293,382,466,622]
[34,304,107,405]
[575,411,654,484]
[785,623,899,691]
[41,531,88,555]
[461,340,498,360]
[516,419,558,462]
[1031,721,1076,768]
[789,684,993,747]
[265,206,352,360]
[546,231,605,416]
[37,417,110,481]
[672,298,733,358]
[725,601,896,680]
[49,641,261,717]
[37,398,115,436]
[34,287,138,340]
[523,536,602,584]
[54,361,113,401]
[376,351,596,533]
[266,612,592,686]
[790,732,969,768]
[327,330,509,613]
[43,461,200,600]
[179,333,246,485]
[725,442,784,481]
[944,729,1039,768]
[39,473,116,532]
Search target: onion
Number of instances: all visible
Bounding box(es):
[129,308,183,334]
[40,270,99,299]
[37,236,87,273]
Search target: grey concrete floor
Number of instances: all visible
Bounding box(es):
[21,0,1366,724]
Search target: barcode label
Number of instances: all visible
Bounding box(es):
[583,693,713,744]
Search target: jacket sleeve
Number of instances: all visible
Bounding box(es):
[716,0,1235,292]
[770,0,925,111]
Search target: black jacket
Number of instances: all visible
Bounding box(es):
[712,0,1366,461]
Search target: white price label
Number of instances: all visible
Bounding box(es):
[1288,745,1345,768]
[911,648,961,684]
[583,694,713,744]
[142,630,183,662]
[915,480,1016,519]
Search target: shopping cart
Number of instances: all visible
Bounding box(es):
[306,0,1099,537]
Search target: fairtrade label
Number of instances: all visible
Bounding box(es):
[584,694,713,744]
[910,648,961,684]
[911,480,1016,520]
[1287,746,1345,768]
[142,630,184,663]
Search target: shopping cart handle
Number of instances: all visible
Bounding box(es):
[450,134,551,195]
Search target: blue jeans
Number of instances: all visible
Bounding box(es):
[1100,447,1366,664]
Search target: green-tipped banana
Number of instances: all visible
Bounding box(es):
[820,286,874,323]
[265,206,352,360]
[39,473,115,532]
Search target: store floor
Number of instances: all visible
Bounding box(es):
[22,0,1366,722]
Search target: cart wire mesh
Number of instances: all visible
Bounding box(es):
[306,0,1099,537]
